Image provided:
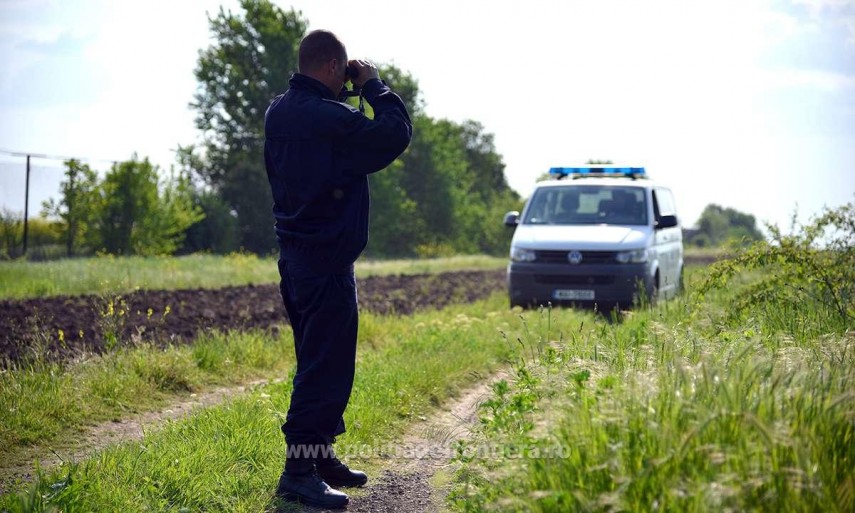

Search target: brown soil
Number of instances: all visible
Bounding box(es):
[0,269,506,365]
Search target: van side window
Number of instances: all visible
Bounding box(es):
[653,188,677,218]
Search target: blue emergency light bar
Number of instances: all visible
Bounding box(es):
[549,167,646,179]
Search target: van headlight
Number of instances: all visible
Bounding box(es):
[616,249,649,263]
[511,247,536,262]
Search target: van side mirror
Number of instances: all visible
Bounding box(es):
[504,211,520,227]
[656,214,678,229]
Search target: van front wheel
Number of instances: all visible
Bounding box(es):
[649,272,660,306]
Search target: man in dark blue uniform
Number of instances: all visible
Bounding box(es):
[264,29,412,509]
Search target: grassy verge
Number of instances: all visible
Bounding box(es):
[448,205,855,512]
[0,330,293,487]
[452,303,853,512]
[0,253,506,300]
[0,291,592,511]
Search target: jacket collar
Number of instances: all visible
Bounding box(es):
[288,73,338,100]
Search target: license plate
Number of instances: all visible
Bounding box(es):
[553,289,595,300]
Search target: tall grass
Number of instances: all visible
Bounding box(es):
[450,203,855,512]
[453,314,853,512]
[0,253,506,299]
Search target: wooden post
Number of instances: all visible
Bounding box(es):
[23,154,31,256]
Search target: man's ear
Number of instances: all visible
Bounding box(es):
[328,58,339,77]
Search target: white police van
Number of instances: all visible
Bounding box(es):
[503,166,683,310]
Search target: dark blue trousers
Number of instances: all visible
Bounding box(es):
[278,257,358,466]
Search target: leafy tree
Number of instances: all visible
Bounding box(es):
[363,160,422,257]
[180,189,240,254]
[190,0,306,253]
[443,120,521,254]
[41,159,99,257]
[175,147,240,254]
[692,204,765,247]
[398,117,467,249]
[371,115,520,257]
[93,158,203,255]
[460,121,513,200]
[186,1,520,258]
[375,64,424,118]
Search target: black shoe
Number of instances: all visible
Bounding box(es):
[276,469,349,509]
[316,458,368,488]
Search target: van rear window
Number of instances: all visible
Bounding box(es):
[523,186,648,226]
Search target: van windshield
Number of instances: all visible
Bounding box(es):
[522,185,648,226]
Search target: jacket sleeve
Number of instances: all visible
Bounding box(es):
[326,78,413,175]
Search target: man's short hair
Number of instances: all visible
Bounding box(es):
[298,30,346,73]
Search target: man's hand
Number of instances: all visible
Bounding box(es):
[348,59,380,88]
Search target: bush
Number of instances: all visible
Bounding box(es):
[695,201,854,338]
[0,210,64,260]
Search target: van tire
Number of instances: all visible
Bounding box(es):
[649,272,660,306]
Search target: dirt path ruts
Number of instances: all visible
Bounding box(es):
[343,370,507,513]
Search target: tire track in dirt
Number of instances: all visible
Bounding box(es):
[342,370,508,513]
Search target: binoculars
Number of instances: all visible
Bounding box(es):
[346,65,359,81]
[340,65,362,98]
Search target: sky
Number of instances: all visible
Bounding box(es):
[1,0,854,232]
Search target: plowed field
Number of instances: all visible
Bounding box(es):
[0,269,506,364]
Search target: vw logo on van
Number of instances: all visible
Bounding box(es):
[567,251,583,265]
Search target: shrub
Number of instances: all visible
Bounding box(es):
[695,201,854,338]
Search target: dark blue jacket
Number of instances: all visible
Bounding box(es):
[264,73,412,272]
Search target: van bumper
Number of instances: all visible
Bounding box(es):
[507,261,654,308]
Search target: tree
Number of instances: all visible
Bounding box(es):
[41,159,99,257]
[93,158,203,255]
[376,64,423,118]
[398,116,467,250]
[190,0,306,253]
[186,1,521,257]
[175,147,240,254]
[371,115,520,257]
[434,119,520,254]
[180,189,240,254]
[691,204,765,247]
[364,159,424,256]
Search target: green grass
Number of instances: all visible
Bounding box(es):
[449,269,855,512]
[0,253,506,300]
[2,223,850,512]
[0,291,584,511]
[0,330,293,487]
